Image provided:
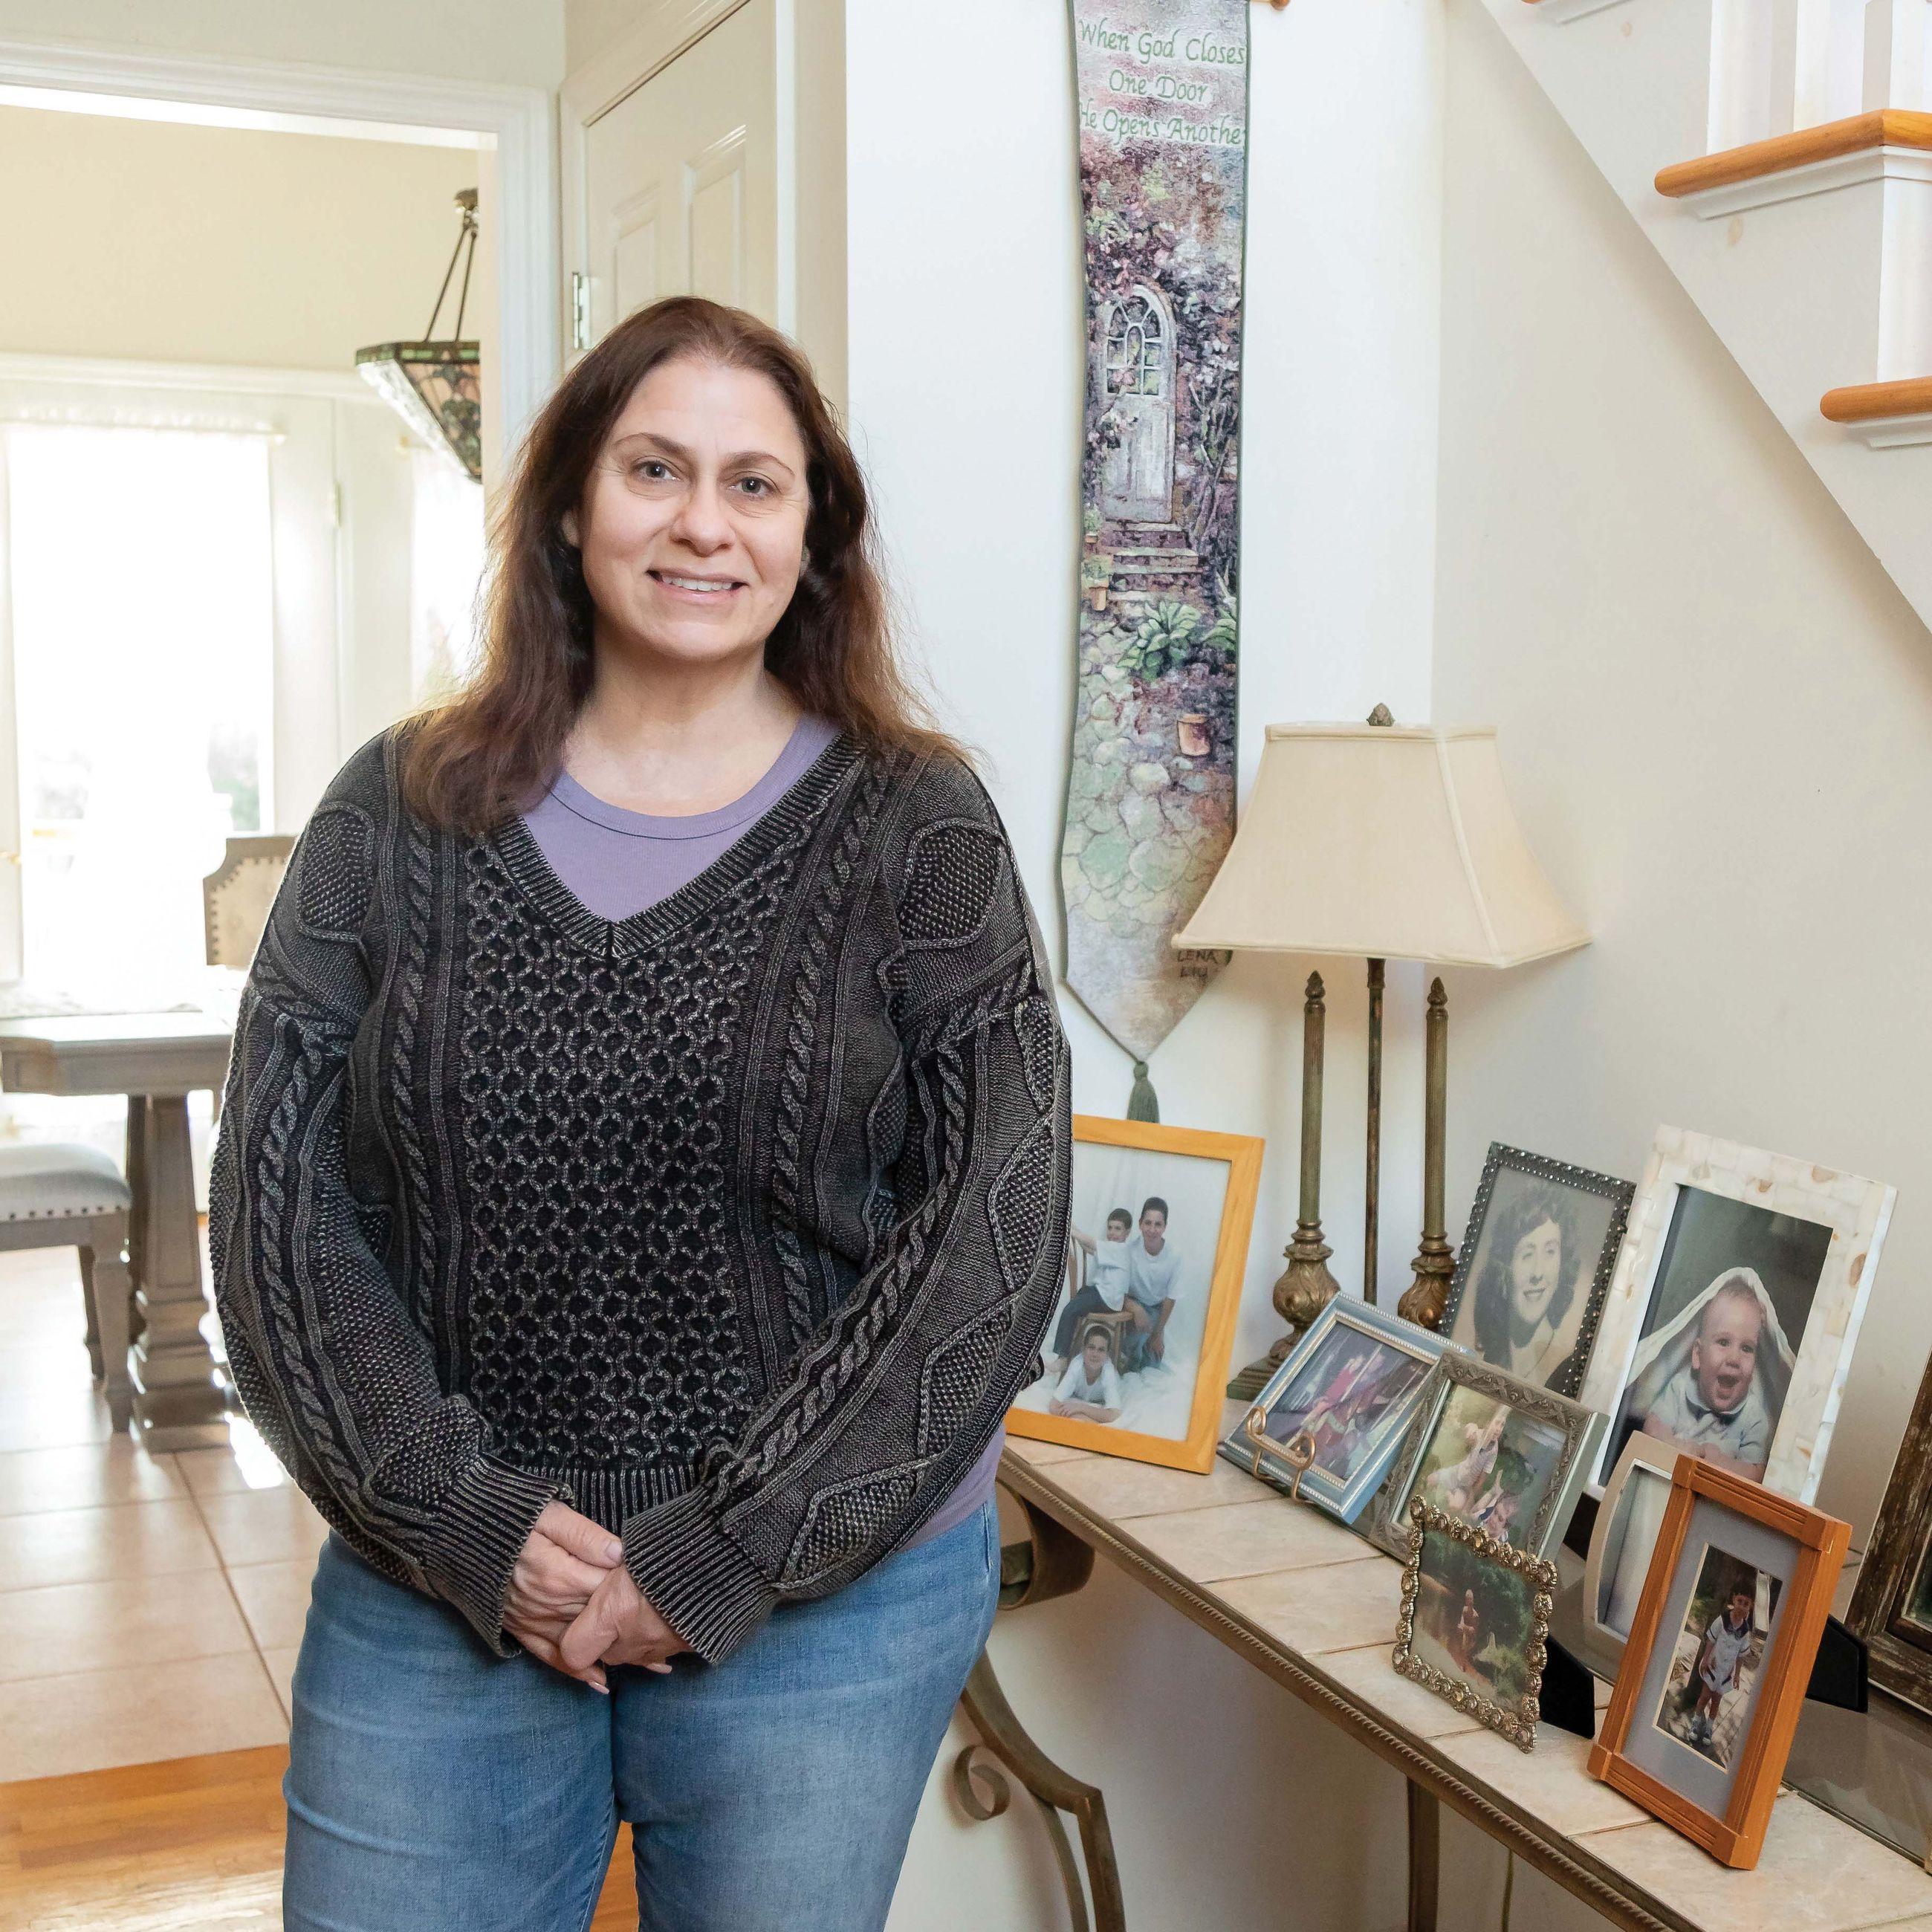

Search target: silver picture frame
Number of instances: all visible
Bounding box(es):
[1365,1347,1606,1562]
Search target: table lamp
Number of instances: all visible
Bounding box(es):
[1172,708,1588,1395]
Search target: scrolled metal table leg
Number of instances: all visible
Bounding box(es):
[950,1485,1126,1931]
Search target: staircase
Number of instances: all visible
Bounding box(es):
[1105,522,1203,619]
[1480,0,1932,631]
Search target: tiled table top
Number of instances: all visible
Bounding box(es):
[999,1403,1932,1932]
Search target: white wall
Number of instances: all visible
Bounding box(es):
[1430,4,1929,1925]
[840,1,1453,1925]
[855,0,1932,1924]
[1434,1,1932,1594]
[0,0,562,88]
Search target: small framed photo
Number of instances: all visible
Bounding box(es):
[1439,1144,1633,1398]
[1367,1352,1605,1563]
[1847,1348,1932,1718]
[1008,1114,1262,1473]
[1578,1127,1894,1500]
[1217,1297,1445,1523]
[1394,1498,1557,1752]
[1588,1458,1851,1870]
[1581,1433,1682,1662]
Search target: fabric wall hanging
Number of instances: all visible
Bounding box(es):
[1062,1,1251,1118]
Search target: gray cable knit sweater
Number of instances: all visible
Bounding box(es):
[208,724,1072,1664]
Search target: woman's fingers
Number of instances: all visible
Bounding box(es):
[509,1622,609,1693]
[536,1501,626,1568]
[560,1587,620,1673]
[525,1546,613,1610]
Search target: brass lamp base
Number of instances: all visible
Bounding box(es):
[1227,1223,1339,1401]
[1396,977,1455,1332]
[1397,1233,1454,1332]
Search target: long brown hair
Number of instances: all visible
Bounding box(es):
[402,296,965,833]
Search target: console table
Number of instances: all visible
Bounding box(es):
[964,1401,1932,1932]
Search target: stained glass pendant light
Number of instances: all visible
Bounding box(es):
[357,187,482,481]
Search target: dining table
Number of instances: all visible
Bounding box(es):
[0,986,238,1451]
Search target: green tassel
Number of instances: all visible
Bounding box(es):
[1127,1058,1159,1123]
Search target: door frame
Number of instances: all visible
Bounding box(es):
[560,0,798,358]
[0,36,559,449]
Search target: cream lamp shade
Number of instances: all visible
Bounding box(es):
[1170,722,1588,966]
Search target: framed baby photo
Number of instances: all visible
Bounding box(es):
[1217,1296,1445,1523]
[1588,1457,1850,1870]
[1847,1344,1932,1719]
[1578,1127,1894,1502]
[1393,1499,1557,1752]
[1439,1144,1633,1399]
[1007,1114,1262,1474]
[1367,1351,1604,1563]
[1581,1432,1681,1666]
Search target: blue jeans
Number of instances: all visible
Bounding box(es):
[283,1497,999,1932]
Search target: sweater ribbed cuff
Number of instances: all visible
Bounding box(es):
[621,1485,775,1665]
[418,1453,571,1656]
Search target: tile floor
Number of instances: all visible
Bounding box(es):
[0,1240,325,1782]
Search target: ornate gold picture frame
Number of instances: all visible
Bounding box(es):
[1394,1498,1556,1753]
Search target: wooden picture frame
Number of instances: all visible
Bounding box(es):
[1006,1114,1262,1473]
[1847,1344,1932,1718]
[1588,1457,1851,1870]
[1439,1143,1633,1399]
[1216,1297,1445,1523]
[1394,1498,1557,1752]
[1581,1430,1681,1665]
[1578,1126,1893,1500]
[1367,1348,1605,1563]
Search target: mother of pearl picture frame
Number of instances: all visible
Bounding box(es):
[1578,1127,1893,1503]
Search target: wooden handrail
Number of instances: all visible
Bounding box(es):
[1821,376,1932,424]
[1656,110,1932,198]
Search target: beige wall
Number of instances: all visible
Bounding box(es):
[0,0,561,88]
[565,0,643,77]
[0,107,487,371]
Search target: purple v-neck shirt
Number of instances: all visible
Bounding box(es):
[522,713,1002,1552]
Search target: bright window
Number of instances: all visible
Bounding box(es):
[4,423,276,1000]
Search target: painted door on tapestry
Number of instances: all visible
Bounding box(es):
[1100,286,1176,522]
[580,0,779,348]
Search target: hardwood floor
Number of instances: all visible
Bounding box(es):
[0,1746,638,1930]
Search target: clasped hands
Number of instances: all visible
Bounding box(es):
[504,1500,690,1692]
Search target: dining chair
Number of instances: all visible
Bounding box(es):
[0,1141,134,1430]
[203,834,296,971]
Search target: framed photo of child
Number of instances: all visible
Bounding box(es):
[1367,1351,1604,1563]
[1578,1127,1894,1502]
[1438,1144,1633,1399]
[1218,1296,1446,1523]
[1006,1115,1262,1473]
[1393,1499,1557,1753]
[1588,1456,1850,1870]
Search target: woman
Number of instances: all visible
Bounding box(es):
[210,296,1073,1932]
[1465,1183,1581,1390]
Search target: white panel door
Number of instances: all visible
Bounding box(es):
[581,0,779,349]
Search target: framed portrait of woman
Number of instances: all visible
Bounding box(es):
[1578,1127,1894,1502]
[1439,1144,1633,1400]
